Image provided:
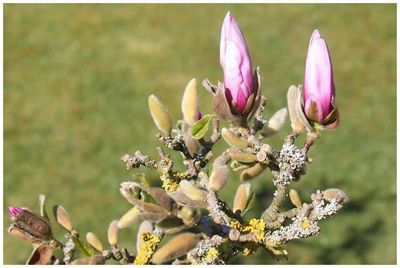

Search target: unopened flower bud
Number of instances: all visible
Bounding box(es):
[179,180,207,202]
[304,29,339,129]
[8,206,23,218]
[86,232,104,252]
[229,151,257,163]
[240,163,267,181]
[148,94,173,135]
[136,221,154,252]
[208,155,230,191]
[53,205,74,232]
[262,108,288,137]
[179,206,200,227]
[221,128,248,148]
[181,78,201,125]
[118,207,140,229]
[220,11,254,114]
[289,189,303,208]
[107,220,119,246]
[233,183,252,214]
[322,188,349,204]
[151,233,201,264]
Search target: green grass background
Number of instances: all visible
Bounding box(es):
[4,4,396,264]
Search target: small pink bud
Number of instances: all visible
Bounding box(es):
[8,206,23,218]
[195,111,202,121]
[304,29,335,123]
[220,11,254,113]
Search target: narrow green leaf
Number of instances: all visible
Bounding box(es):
[191,114,215,139]
[133,173,150,187]
[38,194,49,221]
[72,236,95,257]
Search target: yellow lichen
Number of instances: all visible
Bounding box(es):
[204,247,219,261]
[229,219,242,230]
[242,242,259,256]
[174,171,190,180]
[159,170,191,192]
[229,218,266,243]
[242,218,266,241]
[161,176,179,192]
[133,232,160,265]
[301,219,311,229]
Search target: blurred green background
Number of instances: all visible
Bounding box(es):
[4,4,396,264]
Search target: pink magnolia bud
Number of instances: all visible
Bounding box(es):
[220,11,254,113]
[304,29,335,123]
[8,206,23,218]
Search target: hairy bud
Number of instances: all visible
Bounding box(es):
[229,151,257,163]
[107,220,119,246]
[179,180,207,201]
[262,108,288,137]
[53,205,74,232]
[240,163,267,181]
[221,128,248,148]
[208,155,230,191]
[289,189,303,208]
[322,188,349,204]
[181,78,201,124]
[148,94,173,135]
[118,207,140,229]
[136,221,154,252]
[151,233,202,264]
[86,232,104,252]
[233,183,252,214]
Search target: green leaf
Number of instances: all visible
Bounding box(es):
[191,114,215,139]
[71,236,95,257]
[38,194,49,221]
[230,160,251,172]
[128,188,158,205]
[133,173,150,187]
[243,190,256,215]
[140,191,158,205]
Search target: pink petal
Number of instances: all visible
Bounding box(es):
[235,88,247,112]
[8,206,23,217]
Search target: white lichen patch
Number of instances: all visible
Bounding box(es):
[312,196,343,221]
[275,144,306,186]
[268,215,320,244]
[188,235,225,265]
